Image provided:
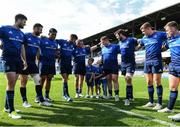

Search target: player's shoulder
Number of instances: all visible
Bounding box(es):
[56,39,67,43]
[24,32,32,37]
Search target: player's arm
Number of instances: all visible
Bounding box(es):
[36,47,40,62]
[161,41,169,52]
[89,73,94,82]
[90,43,101,52]
[94,73,103,80]
[21,44,27,70]
[135,39,143,51]
[0,40,2,49]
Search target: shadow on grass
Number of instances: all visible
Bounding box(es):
[2,97,180,126]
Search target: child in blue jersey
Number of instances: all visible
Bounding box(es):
[19,23,52,107]
[95,59,108,99]
[73,39,100,98]
[94,63,102,99]
[114,29,138,106]
[0,14,27,119]
[39,28,58,102]
[85,58,95,98]
[100,36,120,102]
[158,22,180,118]
[136,22,167,110]
[56,34,78,102]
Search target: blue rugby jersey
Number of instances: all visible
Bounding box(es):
[56,39,75,65]
[24,33,41,63]
[119,37,138,63]
[101,43,120,70]
[139,31,167,62]
[86,65,96,80]
[72,47,91,67]
[39,37,58,65]
[165,34,180,66]
[0,25,25,60]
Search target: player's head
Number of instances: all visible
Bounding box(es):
[164,21,179,38]
[100,36,109,46]
[15,14,27,29]
[33,23,43,36]
[76,39,84,47]
[48,28,57,40]
[114,29,128,41]
[69,34,78,43]
[140,22,154,36]
[88,57,94,65]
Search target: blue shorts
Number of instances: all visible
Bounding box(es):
[39,63,56,76]
[3,58,23,74]
[103,66,119,75]
[121,62,135,76]
[20,62,39,75]
[85,78,94,87]
[60,63,72,74]
[95,79,101,86]
[74,65,86,75]
[169,63,180,78]
[144,61,163,74]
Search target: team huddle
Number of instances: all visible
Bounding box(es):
[0,14,180,121]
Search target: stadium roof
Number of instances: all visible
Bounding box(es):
[83,2,180,45]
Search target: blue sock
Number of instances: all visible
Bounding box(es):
[76,88,78,94]
[109,90,112,96]
[35,85,44,102]
[6,91,15,113]
[102,79,107,96]
[168,90,178,110]
[5,95,8,109]
[20,87,27,102]
[45,90,49,98]
[156,85,163,105]
[114,90,119,96]
[79,88,82,94]
[126,85,132,99]
[63,82,68,96]
[148,85,154,103]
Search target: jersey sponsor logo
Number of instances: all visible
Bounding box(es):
[45,42,49,44]
[28,38,31,41]
[62,48,73,51]
[9,37,23,42]
[144,39,158,46]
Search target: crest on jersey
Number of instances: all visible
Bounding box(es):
[8,31,13,34]
[28,38,31,41]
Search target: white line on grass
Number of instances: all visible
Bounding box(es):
[75,101,176,126]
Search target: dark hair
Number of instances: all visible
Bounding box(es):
[140,22,152,30]
[15,14,27,22]
[49,28,57,33]
[114,29,128,36]
[70,34,78,40]
[100,36,109,41]
[33,23,43,29]
[88,57,94,62]
[164,21,179,29]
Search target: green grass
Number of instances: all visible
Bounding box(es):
[0,73,180,126]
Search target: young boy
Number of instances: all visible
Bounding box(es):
[95,60,108,99]
[85,58,95,98]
